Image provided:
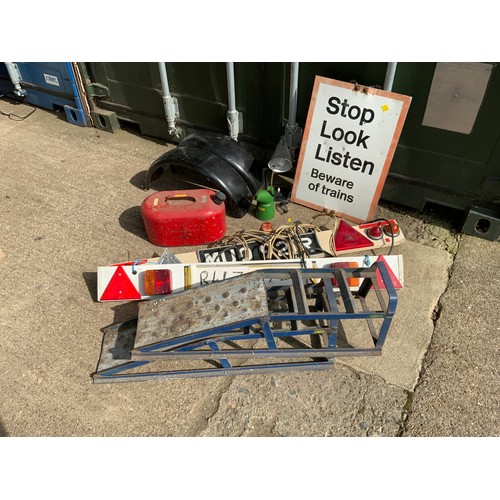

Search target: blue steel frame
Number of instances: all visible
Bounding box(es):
[93,262,398,383]
[63,62,88,126]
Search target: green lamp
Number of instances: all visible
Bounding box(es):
[255,187,275,221]
[255,135,293,221]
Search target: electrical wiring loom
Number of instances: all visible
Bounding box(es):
[211,213,336,260]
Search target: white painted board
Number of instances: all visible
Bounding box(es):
[292,76,411,222]
[97,255,404,302]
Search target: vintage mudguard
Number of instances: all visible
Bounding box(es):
[145,132,263,218]
[178,132,262,194]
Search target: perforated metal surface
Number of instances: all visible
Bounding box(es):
[135,273,269,349]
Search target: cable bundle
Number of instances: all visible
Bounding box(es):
[212,222,323,261]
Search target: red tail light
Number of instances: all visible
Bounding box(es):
[383,221,400,237]
[330,262,360,287]
[144,269,172,295]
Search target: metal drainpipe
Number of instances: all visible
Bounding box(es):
[5,62,26,97]
[158,62,179,137]
[383,62,398,91]
[226,62,239,141]
[285,62,302,154]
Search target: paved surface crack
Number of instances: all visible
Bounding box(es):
[193,377,235,435]
[400,246,458,436]
[396,390,414,436]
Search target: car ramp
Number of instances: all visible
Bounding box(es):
[93,262,398,383]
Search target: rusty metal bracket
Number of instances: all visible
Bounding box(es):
[92,262,397,383]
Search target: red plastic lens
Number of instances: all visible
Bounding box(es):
[366,225,383,239]
[383,221,400,236]
[330,262,360,287]
[260,222,273,232]
[334,220,374,251]
[144,269,172,295]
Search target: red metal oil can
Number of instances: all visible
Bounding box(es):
[141,189,227,246]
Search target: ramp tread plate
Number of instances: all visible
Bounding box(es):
[135,273,269,348]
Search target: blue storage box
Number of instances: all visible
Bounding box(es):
[0,62,88,126]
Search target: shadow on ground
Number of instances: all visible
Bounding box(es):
[119,206,149,242]
[111,301,140,324]
[82,272,98,302]
[0,417,8,437]
[129,170,148,190]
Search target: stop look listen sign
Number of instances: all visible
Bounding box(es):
[291,76,411,223]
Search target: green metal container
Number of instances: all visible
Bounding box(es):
[79,62,500,239]
[255,187,276,221]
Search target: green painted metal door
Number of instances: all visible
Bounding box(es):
[80,61,500,218]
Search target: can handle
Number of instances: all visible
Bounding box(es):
[165,195,197,205]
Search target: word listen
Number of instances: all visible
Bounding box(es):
[313,95,377,176]
[314,144,375,176]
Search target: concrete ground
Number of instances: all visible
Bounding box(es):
[0,102,498,438]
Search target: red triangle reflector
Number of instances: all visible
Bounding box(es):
[375,255,402,290]
[334,220,374,251]
[100,265,142,301]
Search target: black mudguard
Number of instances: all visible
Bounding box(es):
[145,132,263,218]
[178,132,262,194]
[146,145,254,218]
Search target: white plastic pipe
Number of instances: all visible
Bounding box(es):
[226,62,239,141]
[285,62,302,151]
[383,62,398,91]
[158,62,178,134]
[288,62,299,133]
[5,62,26,97]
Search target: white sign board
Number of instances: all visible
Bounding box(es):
[291,77,411,223]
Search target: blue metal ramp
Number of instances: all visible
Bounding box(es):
[93,262,398,383]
